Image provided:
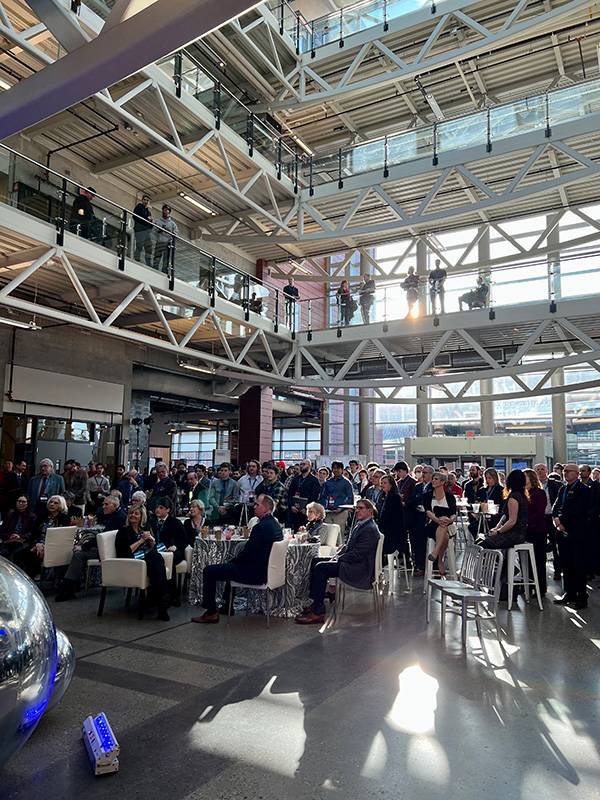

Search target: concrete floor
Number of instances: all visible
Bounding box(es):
[2,568,600,800]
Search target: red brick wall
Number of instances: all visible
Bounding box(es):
[257,258,328,330]
[238,386,273,464]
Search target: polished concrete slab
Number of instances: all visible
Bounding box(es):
[2,569,599,800]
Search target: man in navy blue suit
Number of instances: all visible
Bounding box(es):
[191,493,283,624]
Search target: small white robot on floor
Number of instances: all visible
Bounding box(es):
[82,713,120,775]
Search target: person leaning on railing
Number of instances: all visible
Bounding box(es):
[69,186,103,243]
[132,194,154,266]
[153,204,179,274]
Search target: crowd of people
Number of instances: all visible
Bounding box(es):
[1,454,598,625]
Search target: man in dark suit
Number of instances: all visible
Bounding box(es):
[552,462,591,610]
[288,458,321,531]
[535,463,563,579]
[295,498,380,625]
[118,468,144,507]
[150,498,188,605]
[408,465,434,576]
[4,459,29,510]
[191,493,283,624]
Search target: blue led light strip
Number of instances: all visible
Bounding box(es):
[94,713,115,751]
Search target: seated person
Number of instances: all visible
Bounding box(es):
[131,490,147,507]
[115,505,171,621]
[55,494,127,601]
[149,498,187,606]
[191,494,283,624]
[1,494,37,559]
[459,276,488,310]
[295,498,380,625]
[13,495,70,578]
[298,501,327,542]
[184,499,206,546]
[62,490,83,519]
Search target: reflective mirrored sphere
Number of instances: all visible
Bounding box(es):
[0,556,57,769]
[46,629,76,712]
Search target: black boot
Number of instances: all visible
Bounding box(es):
[55,579,77,602]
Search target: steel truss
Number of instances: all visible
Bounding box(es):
[0,0,296,237]
[205,127,600,247]
[0,205,295,387]
[261,0,591,112]
[268,202,600,281]
[292,296,600,402]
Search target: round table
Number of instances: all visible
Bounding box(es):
[188,537,320,617]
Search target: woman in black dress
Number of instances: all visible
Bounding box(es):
[184,499,206,546]
[337,280,352,326]
[115,505,170,621]
[423,473,457,575]
[378,475,406,556]
[481,469,528,549]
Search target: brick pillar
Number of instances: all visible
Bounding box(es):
[238,387,273,464]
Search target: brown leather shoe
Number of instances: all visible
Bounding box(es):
[413,569,425,577]
[295,610,325,625]
[191,611,219,624]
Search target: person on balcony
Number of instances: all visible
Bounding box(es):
[459,275,489,310]
[337,280,354,326]
[69,186,103,242]
[358,273,376,324]
[153,204,179,274]
[429,259,447,314]
[401,266,420,317]
[133,194,154,266]
[283,277,299,327]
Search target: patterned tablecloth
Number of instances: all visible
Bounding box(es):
[188,537,320,617]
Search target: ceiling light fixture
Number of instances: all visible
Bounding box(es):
[180,361,216,375]
[289,259,313,275]
[0,76,11,90]
[178,191,217,216]
[0,316,40,330]
[291,135,314,156]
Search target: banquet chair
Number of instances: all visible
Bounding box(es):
[426,544,482,623]
[319,523,340,556]
[423,536,458,591]
[42,526,76,570]
[175,545,194,593]
[440,548,503,648]
[386,550,410,594]
[228,538,290,628]
[332,532,385,625]
[96,531,173,619]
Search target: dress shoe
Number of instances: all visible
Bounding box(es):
[573,600,588,610]
[295,610,325,625]
[413,569,425,577]
[191,611,219,624]
[218,605,233,616]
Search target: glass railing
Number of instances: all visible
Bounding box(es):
[2,142,600,344]
[297,77,600,191]
[0,142,303,336]
[157,49,300,181]
[267,0,440,55]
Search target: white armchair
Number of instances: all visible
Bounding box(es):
[319,523,340,556]
[229,538,290,628]
[175,545,193,593]
[96,531,173,619]
[42,526,77,569]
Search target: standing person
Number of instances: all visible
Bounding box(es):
[146,461,177,516]
[191,494,283,624]
[363,468,385,513]
[111,464,126,490]
[393,462,416,508]
[358,273,376,324]
[133,195,154,265]
[4,459,29,511]
[523,468,549,597]
[237,459,262,512]
[535,463,563,580]
[283,277,299,328]
[119,469,144,507]
[348,459,363,493]
[408,464,434,576]
[254,463,287,525]
[288,458,321,531]
[320,461,354,536]
[552,463,591,610]
[153,204,179,273]
[447,472,463,498]
[88,462,110,511]
[207,462,241,524]
[401,266,420,318]
[69,186,101,241]
[0,459,13,515]
[423,472,457,576]
[378,475,406,557]
[464,463,484,537]
[429,258,447,314]
[337,280,353,326]
[62,459,88,508]
[28,458,66,515]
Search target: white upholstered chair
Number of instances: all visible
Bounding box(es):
[228,538,290,628]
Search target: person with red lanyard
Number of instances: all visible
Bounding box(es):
[27,458,65,516]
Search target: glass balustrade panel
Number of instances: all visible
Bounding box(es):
[490,95,546,141]
[436,112,488,155]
